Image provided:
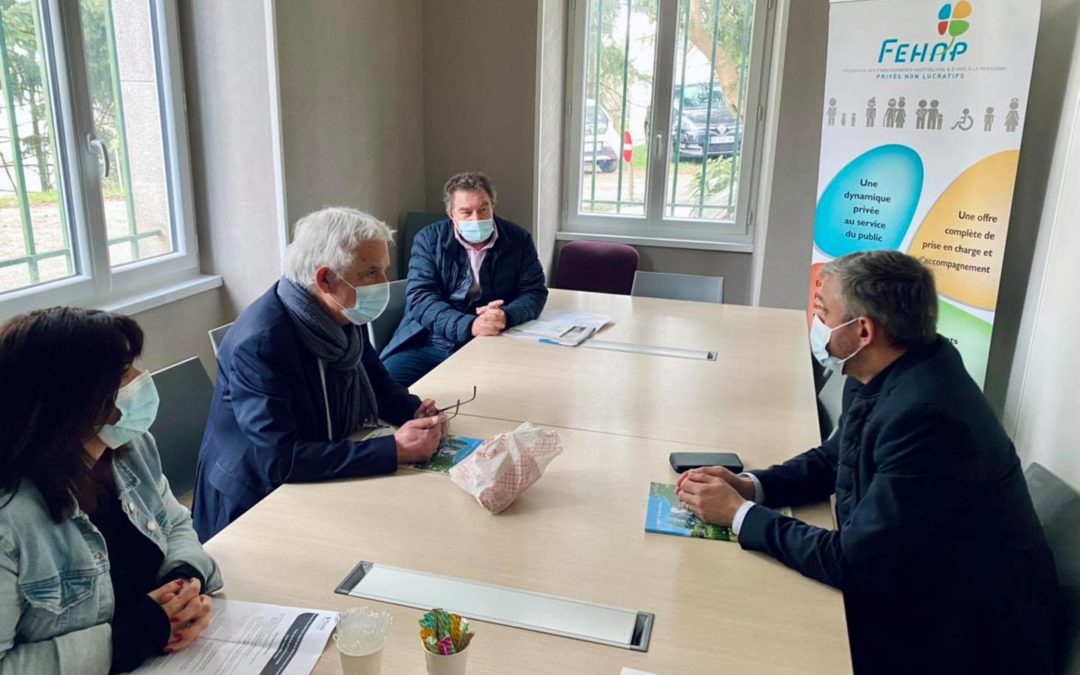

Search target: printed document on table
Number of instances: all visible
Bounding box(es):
[504,310,612,346]
[133,599,337,675]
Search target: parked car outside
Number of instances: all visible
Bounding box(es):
[670,83,738,160]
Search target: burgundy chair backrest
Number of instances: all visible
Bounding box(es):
[553,241,640,295]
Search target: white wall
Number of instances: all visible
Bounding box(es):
[275,0,426,279]
[1004,18,1080,490]
[983,0,1080,414]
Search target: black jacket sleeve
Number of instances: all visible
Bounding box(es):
[500,231,548,329]
[750,430,841,508]
[109,594,171,674]
[738,408,976,593]
[160,563,205,590]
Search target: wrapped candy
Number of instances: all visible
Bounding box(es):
[419,609,474,655]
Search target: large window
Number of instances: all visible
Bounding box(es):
[0,0,200,317]
[563,0,775,249]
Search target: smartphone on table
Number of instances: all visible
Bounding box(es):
[669,452,744,474]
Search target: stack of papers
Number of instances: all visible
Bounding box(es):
[505,310,612,346]
[134,599,336,675]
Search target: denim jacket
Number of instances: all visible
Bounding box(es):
[0,432,223,674]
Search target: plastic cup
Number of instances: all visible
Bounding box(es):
[336,642,383,675]
[424,646,469,675]
[333,607,392,675]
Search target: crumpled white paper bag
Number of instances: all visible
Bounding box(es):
[448,422,563,513]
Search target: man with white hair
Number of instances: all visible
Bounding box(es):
[193,207,447,541]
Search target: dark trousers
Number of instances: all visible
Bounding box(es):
[382,343,451,388]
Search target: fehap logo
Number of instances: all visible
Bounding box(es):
[938,1,972,45]
[879,1,972,64]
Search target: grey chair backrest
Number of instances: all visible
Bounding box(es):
[631,271,724,304]
[149,357,214,499]
[817,371,846,441]
[367,279,409,353]
[208,322,233,356]
[1025,462,1080,673]
[399,212,444,275]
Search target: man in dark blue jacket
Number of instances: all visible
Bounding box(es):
[381,172,548,386]
[193,207,447,541]
[677,251,1057,675]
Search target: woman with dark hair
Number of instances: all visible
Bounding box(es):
[0,307,222,674]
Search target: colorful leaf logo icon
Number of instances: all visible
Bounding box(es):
[938,2,972,38]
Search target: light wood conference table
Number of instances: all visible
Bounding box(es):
[204,417,850,675]
[203,290,852,674]
[413,289,823,458]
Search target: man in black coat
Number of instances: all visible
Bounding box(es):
[677,251,1057,674]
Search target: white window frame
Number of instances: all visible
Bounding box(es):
[0,0,214,320]
[560,0,777,252]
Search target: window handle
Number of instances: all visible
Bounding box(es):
[654,132,663,156]
[87,134,110,177]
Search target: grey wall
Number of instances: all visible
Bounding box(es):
[147,0,1078,402]
[535,0,567,278]
[179,0,282,315]
[422,0,539,228]
[133,288,230,373]
[755,0,828,310]
[275,0,426,279]
[533,0,830,306]
[143,0,430,376]
[129,0,285,375]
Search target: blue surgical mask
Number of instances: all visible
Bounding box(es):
[457,218,495,244]
[810,315,864,374]
[98,371,160,449]
[333,275,390,326]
